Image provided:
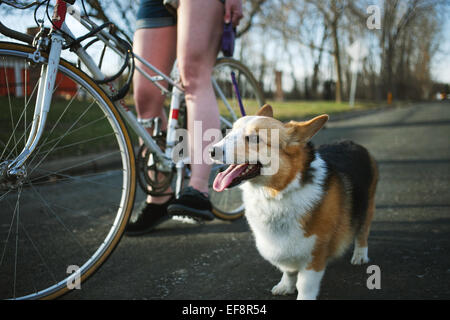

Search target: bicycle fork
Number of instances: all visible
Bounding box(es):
[3,33,64,180]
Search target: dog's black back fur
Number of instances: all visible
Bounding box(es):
[318,140,375,231]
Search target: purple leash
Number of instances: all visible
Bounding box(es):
[230,71,246,117]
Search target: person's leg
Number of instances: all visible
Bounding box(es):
[126,1,179,235]
[133,26,177,204]
[176,0,223,194]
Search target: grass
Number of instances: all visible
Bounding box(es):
[0,96,120,161]
[1,94,383,163]
[230,99,380,121]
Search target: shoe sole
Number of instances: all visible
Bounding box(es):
[124,215,171,237]
[167,204,215,221]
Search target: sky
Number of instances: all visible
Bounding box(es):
[0,7,123,76]
[1,3,449,85]
[431,19,450,83]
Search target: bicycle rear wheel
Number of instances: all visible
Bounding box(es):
[0,42,136,299]
[210,58,265,221]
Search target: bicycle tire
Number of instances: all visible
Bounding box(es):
[210,58,265,221]
[0,42,136,300]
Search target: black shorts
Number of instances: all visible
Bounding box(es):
[136,0,225,30]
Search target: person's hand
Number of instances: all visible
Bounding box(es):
[224,0,243,27]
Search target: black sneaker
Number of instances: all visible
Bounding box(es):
[167,186,215,221]
[125,199,172,236]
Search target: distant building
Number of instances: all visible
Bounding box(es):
[0,57,78,99]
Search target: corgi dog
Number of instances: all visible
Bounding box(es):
[211,104,378,300]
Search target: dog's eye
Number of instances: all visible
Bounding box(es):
[246,135,259,144]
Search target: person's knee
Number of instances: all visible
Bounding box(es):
[178,53,212,94]
[134,88,150,106]
[133,82,165,118]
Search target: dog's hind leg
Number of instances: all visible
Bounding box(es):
[351,197,374,264]
[351,156,378,265]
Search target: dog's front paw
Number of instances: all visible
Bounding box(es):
[271,272,297,296]
[271,282,296,296]
[351,246,369,265]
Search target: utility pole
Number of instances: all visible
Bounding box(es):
[346,40,368,107]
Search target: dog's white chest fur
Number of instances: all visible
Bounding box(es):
[241,155,327,272]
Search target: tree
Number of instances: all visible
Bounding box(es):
[304,0,345,102]
[347,0,448,100]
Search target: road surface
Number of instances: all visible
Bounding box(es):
[64,102,450,300]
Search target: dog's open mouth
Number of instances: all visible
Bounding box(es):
[213,163,262,192]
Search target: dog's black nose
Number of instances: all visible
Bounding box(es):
[209,148,216,158]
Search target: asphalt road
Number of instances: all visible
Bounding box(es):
[65,101,450,300]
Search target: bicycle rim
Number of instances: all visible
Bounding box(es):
[210,58,265,220]
[0,42,136,299]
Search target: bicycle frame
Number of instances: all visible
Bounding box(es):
[65,2,239,155]
[3,0,239,194]
[5,0,176,177]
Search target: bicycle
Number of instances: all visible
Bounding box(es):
[0,0,265,299]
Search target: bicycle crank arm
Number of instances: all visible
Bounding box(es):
[175,160,184,199]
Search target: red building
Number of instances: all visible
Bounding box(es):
[0,57,78,98]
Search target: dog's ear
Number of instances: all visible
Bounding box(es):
[285,114,328,145]
[256,104,273,118]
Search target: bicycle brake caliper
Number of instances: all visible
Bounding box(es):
[30,20,49,63]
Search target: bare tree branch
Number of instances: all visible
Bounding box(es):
[237,0,268,37]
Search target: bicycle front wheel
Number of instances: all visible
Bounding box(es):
[210,58,265,221]
[0,42,136,299]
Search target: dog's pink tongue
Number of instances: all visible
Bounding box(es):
[213,164,247,192]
